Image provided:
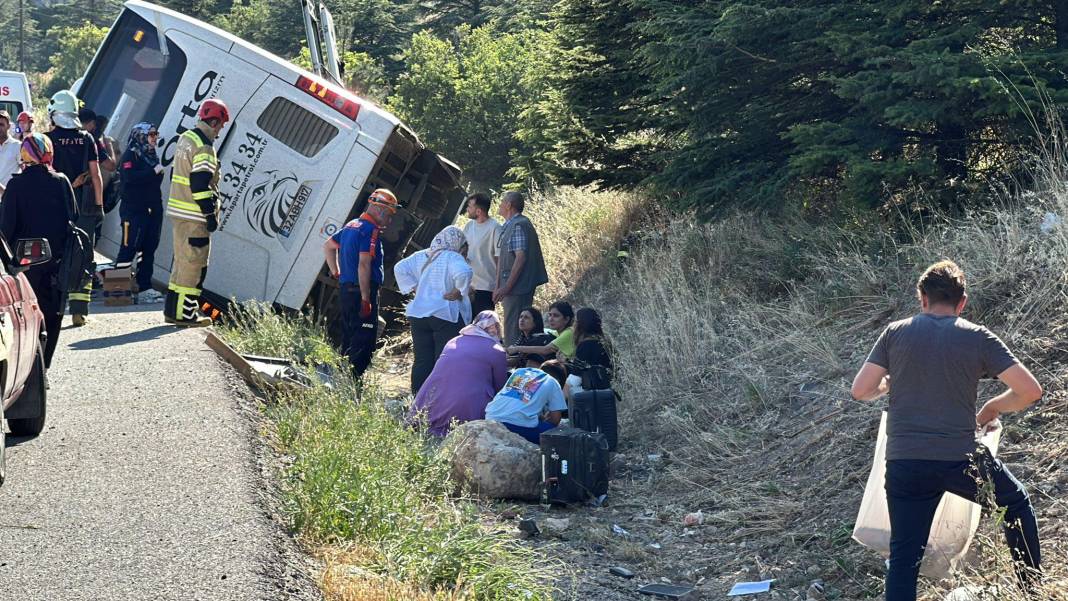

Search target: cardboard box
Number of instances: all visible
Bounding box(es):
[101,267,134,306]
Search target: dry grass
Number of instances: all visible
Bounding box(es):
[551,169,1068,595]
[521,187,642,307]
[317,547,471,601]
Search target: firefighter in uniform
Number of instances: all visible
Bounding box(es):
[164,99,230,327]
[323,189,400,377]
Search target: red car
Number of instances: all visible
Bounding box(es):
[0,236,54,486]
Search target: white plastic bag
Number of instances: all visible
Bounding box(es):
[852,412,1001,579]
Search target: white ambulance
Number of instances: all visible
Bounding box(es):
[0,70,32,121]
[74,0,465,322]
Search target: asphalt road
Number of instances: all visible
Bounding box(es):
[0,300,318,600]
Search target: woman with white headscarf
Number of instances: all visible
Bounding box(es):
[406,310,508,436]
[394,225,473,393]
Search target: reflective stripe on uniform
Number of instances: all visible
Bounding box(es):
[166,207,207,222]
[191,191,213,200]
[171,175,190,186]
[168,197,201,212]
[192,153,216,164]
[69,292,91,301]
[191,163,216,173]
[168,282,201,296]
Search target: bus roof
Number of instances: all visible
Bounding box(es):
[122,0,407,134]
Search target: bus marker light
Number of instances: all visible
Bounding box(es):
[296,75,360,121]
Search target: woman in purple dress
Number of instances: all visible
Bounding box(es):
[407,310,509,436]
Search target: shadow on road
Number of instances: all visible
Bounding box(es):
[4,435,36,448]
[68,325,176,350]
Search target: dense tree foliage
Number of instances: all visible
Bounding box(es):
[20,0,1068,214]
[389,26,547,188]
[46,24,109,96]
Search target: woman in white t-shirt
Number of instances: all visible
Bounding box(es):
[395,225,473,393]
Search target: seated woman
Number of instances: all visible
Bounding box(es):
[564,307,614,399]
[507,306,555,368]
[407,311,509,437]
[394,225,473,393]
[485,360,568,444]
[507,301,576,363]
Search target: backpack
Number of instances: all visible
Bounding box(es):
[56,176,94,294]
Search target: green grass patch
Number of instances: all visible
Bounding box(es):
[220,303,555,600]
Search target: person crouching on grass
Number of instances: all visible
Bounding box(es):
[850,260,1042,601]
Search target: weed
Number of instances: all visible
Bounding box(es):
[220,310,555,601]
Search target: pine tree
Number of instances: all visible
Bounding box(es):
[515,0,661,189]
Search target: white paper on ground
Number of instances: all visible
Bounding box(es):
[727,579,774,596]
[851,412,1001,579]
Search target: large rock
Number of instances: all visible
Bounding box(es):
[445,420,542,501]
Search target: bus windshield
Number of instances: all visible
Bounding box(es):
[0,101,22,116]
[79,9,186,138]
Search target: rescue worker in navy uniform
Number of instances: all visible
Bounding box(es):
[46,90,103,327]
[322,189,400,377]
[164,99,229,327]
[0,134,77,367]
[116,123,165,303]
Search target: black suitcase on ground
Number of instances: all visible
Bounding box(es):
[540,426,609,505]
[571,389,619,451]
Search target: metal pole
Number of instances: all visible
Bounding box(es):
[18,0,24,72]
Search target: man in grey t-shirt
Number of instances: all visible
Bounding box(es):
[851,260,1043,601]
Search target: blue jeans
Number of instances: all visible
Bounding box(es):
[885,446,1041,600]
[503,421,556,444]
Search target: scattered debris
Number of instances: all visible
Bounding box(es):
[647,542,662,550]
[806,579,825,600]
[611,524,630,537]
[637,583,696,600]
[517,518,540,536]
[543,517,570,533]
[646,453,662,462]
[682,511,704,526]
[728,579,775,596]
[944,587,983,601]
[609,566,635,579]
[1041,211,1062,234]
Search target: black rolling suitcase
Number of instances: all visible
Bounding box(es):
[540,426,609,505]
[571,389,619,451]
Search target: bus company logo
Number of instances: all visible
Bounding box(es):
[242,170,300,239]
[279,184,313,239]
[160,70,225,166]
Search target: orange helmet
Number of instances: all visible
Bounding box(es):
[367,188,399,214]
[198,99,230,124]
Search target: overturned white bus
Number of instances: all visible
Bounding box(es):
[75,0,465,324]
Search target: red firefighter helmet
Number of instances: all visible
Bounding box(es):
[198,99,230,124]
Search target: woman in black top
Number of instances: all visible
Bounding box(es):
[115,122,165,300]
[0,134,77,367]
[508,306,555,367]
[568,307,613,389]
